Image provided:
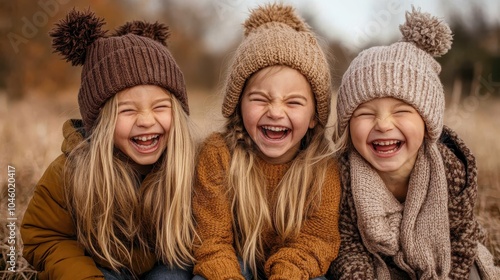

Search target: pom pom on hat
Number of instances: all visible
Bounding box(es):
[113,21,170,46]
[50,9,106,66]
[243,3,310,36]
[399,6,453,57]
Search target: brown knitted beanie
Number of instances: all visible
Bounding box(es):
[222,3,332,125]
[50,9,188,134]
[337,7,453,141]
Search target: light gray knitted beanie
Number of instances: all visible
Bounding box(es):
[337,7,453,141]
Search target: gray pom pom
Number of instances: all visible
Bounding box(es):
[399,6,453,57]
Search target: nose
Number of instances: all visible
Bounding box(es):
[266,103,285,119]
[136,111,155,128]
[374,115,394,132]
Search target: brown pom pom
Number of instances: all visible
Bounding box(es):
[113,21,170,46]
[399,6,453,57]
[50,9,106,66]
[244,3,309,37]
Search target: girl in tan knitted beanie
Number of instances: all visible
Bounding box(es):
[328,7,500,280]
[21,10,197,279]
[192,3,341,280]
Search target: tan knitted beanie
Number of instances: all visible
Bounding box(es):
[50,9,188,134]
[337,7,453,141]
[222,3,332,125]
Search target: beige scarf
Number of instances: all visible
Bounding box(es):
[350,141,451,279]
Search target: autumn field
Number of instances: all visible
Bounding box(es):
[0,89,499,278]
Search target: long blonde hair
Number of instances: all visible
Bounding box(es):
[332,123,352,156]
[65,94,196,271]
[224,109,333,276]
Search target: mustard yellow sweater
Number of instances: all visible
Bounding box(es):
[193,133,341,280]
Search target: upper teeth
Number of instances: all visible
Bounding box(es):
[133,135,159,141]
[373,140,400,146]
[262,126,287,132]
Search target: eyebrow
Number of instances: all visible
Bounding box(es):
[117,97,171,106]
[246,91,309,101]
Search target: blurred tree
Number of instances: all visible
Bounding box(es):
[2,0,133,100]
[439,2,500,98]
[155,0,235,90]
[2,0,499,101]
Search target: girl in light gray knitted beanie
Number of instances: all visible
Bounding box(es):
[329,6,500,280]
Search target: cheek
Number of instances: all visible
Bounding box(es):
[241,105,260,128]
[349,119,369,143]
[158,112,173,136]
[113,118,130,140]
[291,106,316,128]
[402,117,426,141]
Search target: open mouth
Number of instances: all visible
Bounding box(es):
[131,134,161,151]
[371,140,403,154]
[261,126,290,140]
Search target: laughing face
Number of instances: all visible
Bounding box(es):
[241,66,317,164]
[349,97,425,178]
[114,85,172,167]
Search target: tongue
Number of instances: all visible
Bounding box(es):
[265,129,286,140]
[136,139,155,146]
[375,143,398,152]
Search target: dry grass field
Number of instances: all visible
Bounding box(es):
[1,89,499,278]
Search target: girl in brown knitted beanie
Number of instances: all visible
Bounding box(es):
[328,7,500,280]
[21,10,197,279]
[191,3,341,280]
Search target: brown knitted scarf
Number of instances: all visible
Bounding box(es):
[350,141,451,279]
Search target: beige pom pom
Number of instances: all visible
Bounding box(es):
[244,3,309,37]
[399,6,453,57]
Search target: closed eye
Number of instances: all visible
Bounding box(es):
[353,112,375,117]
[154,104,171,110]
[250,98,268,103]
[287,100,305,106]
[118,108,135,114]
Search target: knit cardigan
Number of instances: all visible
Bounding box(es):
[328,126,488,279]
[193,133,342,280]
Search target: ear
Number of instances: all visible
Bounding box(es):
[308,116,317,129]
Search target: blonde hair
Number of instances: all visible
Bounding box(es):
[332,124,352,156]
[65,94,196,271]
[225,109,333,276]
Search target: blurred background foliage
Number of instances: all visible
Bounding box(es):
[1,0,499,101]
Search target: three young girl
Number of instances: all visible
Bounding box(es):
[21,10,196,279]
[21,4,499,280]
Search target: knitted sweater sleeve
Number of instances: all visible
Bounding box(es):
[264,159,342,280]
[192,133,244,280]
[20,155,104,280]
[328,156,376,280]
[439,129,484,280]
